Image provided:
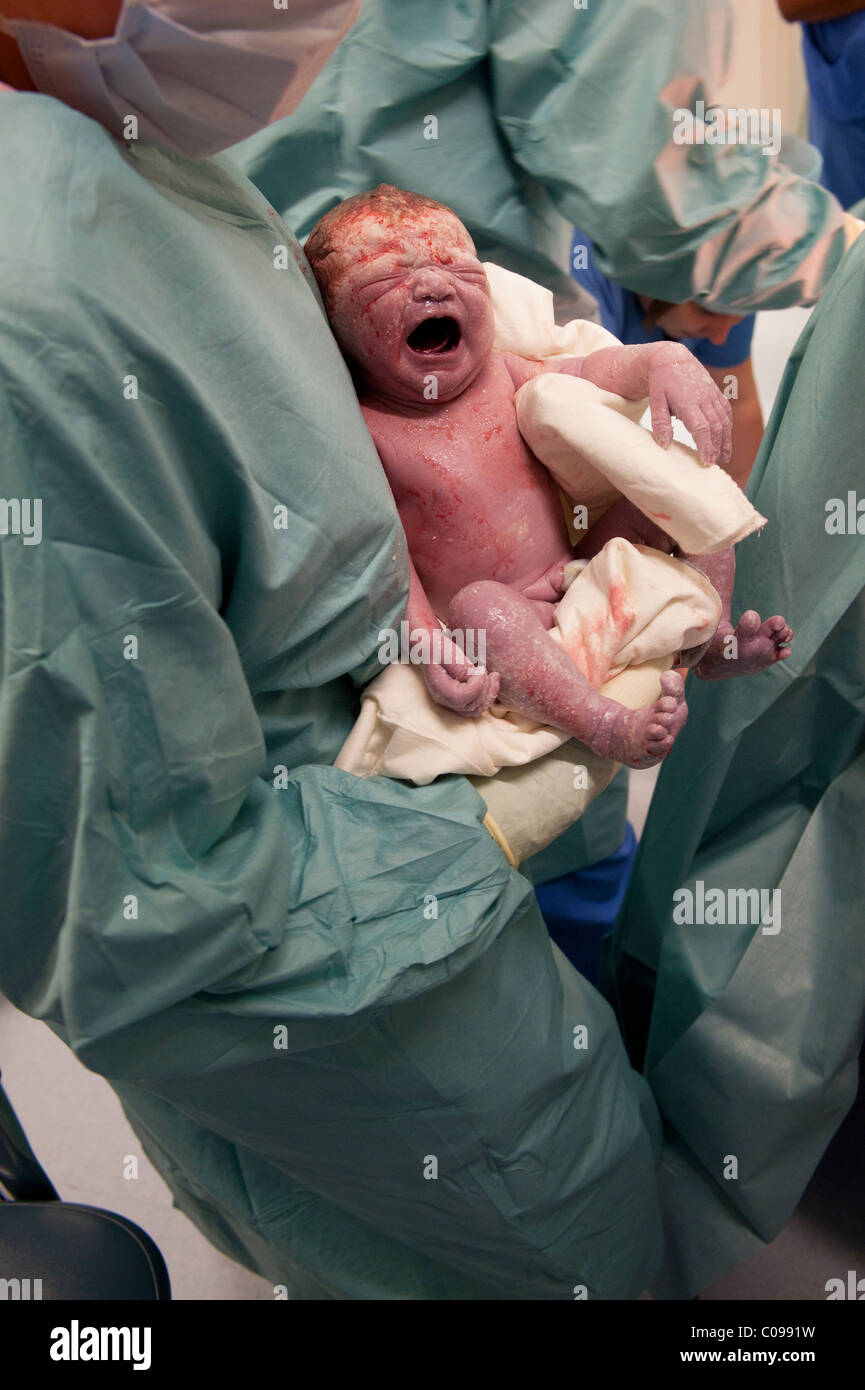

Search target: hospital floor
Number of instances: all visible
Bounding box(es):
[3,307,862,1301]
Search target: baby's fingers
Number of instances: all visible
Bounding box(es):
[427,662,497,715]
[687,408,720,466]
[461,670,500,715]
[650,385,674,451]
[444,657,484,682]
[717,394,733,464]
[440,634,472,680]
[705,393,732,466]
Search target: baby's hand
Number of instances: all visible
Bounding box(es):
[648,342,732,467]
[423,633,500,716]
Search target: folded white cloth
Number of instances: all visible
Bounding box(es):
[484,261,626,362]
[487,260,765,552]
[559,539,721,684]
[516,372,766,556]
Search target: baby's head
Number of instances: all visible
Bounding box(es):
[305,184,495,405]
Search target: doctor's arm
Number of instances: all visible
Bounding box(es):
[0,368,525,1081]
[489,0,851,313]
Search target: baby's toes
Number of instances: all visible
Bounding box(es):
[766,615,793,645]
[645,724,674,753]
[659,670,685,701]
[648,704,680,737]
[655,695,680,714]
[737,610,762,638]
[647,719,672,739]
[661,689,688,725]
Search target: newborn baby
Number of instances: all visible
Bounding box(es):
[306,185,792,768]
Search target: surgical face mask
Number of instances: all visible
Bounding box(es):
[0,0,359,157]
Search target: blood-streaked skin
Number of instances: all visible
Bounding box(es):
[320,206,790,766]
[325,208,495,409]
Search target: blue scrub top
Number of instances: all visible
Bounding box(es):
[803,13,865,209]
[570,230,755,367]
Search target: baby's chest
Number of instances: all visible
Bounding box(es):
[382,397,541,502]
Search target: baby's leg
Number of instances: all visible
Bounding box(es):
[448,580,687,769]
[574,497,676,561]
[578,517,792,676]
[682,549,793,679]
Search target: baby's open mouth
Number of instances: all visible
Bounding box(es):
[406,316,461,354]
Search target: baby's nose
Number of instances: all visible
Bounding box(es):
[410,268,454,302]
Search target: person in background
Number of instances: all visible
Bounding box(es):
[570,230,762,488]
[779,0,865,208]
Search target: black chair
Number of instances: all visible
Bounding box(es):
[0,1066,171,1299]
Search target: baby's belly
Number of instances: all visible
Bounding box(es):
[407,499,572,616]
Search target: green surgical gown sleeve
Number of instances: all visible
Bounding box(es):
[488,0,849,312]
[605,232,865,1299]
[0,93,661,1300]
[233,0,850,324]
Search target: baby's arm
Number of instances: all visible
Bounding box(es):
[364,416,500,715]
[504,340,732,467]
[404,554,500,713]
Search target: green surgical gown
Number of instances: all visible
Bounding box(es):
[605,232,865,1298]
[233,0,851,319]
[0,92,661,1299]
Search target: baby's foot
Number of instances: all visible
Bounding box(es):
[591,671,688,769]
[694,611,793,681]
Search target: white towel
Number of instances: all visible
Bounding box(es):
[484,260,766,554]
[516,373,766,556]
[484,261,627,362]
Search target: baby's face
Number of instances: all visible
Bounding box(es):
[324,209,495,405]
